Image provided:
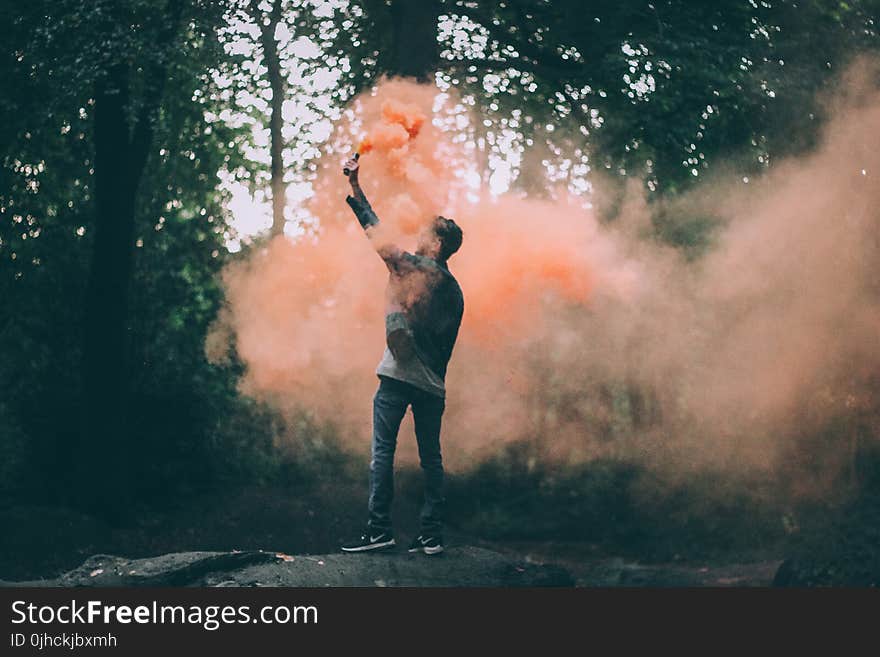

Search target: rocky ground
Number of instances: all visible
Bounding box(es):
[0,544,782,588]
[0,547,572,587]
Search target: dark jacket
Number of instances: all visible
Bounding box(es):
[346,191,463,381]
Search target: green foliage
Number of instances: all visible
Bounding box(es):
[0,0,273,504]
[652,211,724,261]
[434,0,880,197]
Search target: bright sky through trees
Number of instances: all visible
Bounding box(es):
[215,2,566,248]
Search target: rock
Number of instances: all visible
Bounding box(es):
[0,546,574,588]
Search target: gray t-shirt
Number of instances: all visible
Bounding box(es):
[376,345,446,397]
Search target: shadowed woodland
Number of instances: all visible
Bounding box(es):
[2,0,880,585]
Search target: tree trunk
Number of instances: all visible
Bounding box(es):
[254,0,287,236]
[79,65,140,516]
[388,0,440,81]
[79,2,184,519]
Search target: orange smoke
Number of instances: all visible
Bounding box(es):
[354,100,426,163]
[212,77,632,463]
[211,66,880,490]
[311,80,448,240]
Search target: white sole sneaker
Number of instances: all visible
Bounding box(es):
[408,541,444,555]
[341,538,396,552]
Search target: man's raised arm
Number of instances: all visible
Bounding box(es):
[343,157,418,273]
[343,155,379,229]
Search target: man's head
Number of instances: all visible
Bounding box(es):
[417,215,463,262]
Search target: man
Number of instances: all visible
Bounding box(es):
[340,155,464,556]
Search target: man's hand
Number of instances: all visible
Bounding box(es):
[343,154,360,182]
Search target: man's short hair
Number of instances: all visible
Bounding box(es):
[434,216,462,261]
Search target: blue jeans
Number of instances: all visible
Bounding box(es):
[368,376,446,535]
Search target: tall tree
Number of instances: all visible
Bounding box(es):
[388,0,440,80]
[249,0,288,236]
[3,0,233,515]
[81,0,188,515]
[351,0,441,81]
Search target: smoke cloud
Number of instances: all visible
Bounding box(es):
[208,65,880,491]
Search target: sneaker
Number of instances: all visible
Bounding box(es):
[407,534,444,555]
[341,527,396,552]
